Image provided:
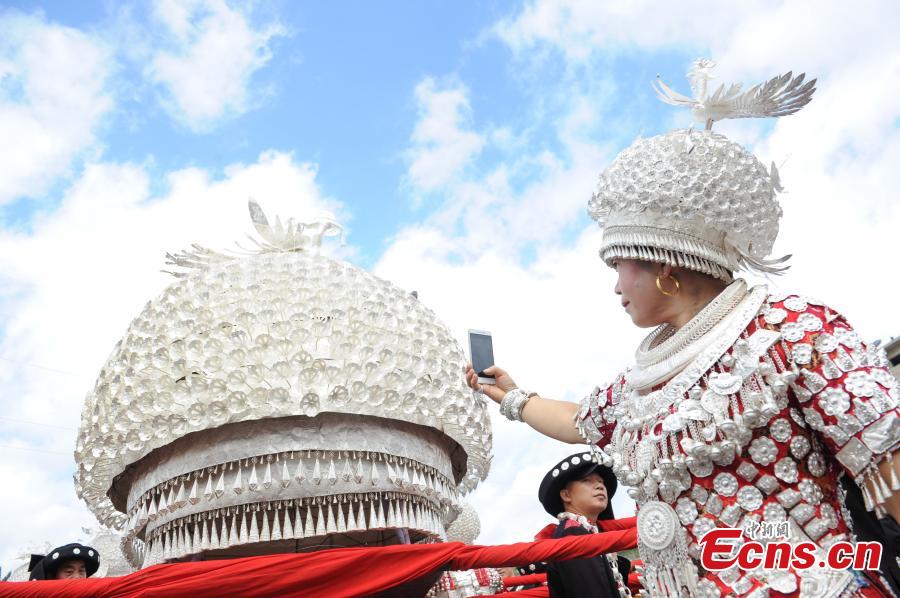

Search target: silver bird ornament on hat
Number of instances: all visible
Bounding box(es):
[653,58,817,130]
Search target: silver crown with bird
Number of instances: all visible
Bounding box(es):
[589,59,817,281]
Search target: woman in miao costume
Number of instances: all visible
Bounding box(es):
[466,60,900,597]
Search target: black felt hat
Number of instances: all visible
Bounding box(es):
[28,543,100,580]
[538,452,618,519]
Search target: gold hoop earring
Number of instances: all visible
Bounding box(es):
[656,275,680,297]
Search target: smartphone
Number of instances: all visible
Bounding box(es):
[468,329,495,385]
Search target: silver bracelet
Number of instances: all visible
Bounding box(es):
[499,388,536,422]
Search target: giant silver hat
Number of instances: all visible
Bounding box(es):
[74,201,492,567]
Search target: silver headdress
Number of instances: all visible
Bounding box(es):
[74,200,492,567]
[589,59,816,281]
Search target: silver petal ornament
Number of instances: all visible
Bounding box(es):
[713,473,738,496]
[769,418,792,443]
[748,436,778,466]
[774,457,799,483]
[789,435,811,459]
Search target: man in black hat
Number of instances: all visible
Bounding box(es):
[538,452,630,598]
[27,543,100,581]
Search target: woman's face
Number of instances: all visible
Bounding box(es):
[613,259,669,328]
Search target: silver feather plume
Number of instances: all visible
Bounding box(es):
[164,199,344,277]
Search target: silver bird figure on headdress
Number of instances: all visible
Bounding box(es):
[653,58,817,130]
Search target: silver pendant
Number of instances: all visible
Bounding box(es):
[814,333,838,353]
[678,398,710,421]
[791,343,813,365]
[700,389,729,419]
[790,503,815,525]
[690,485,708,504]
[796,312,822,331]
[763,307,787,325]
[638,501,679,551]
[707,372,744,395]
[688,457,713,479]
[776,488,802,508]
[780,322,805,342]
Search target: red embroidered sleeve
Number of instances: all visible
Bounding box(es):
[768,294,900,510]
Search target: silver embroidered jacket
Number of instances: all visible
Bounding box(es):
[577,286,900,597]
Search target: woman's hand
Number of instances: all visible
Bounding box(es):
[465,363,584,444]
[465,364,518,404]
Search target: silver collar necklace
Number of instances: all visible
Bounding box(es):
[630,280,749,390]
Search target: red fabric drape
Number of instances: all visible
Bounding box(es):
[501,573,546,587]
[534,523,556,540]
[598,516,636,531]
[449,528,635,570]
[501,587,549,597]
[535,516,637,541]
[0,528,636,598]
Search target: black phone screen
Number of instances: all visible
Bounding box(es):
[470,333,495,379]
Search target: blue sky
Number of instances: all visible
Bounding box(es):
[2,0,899,577]
[1,2,694,262]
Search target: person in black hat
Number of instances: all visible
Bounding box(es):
[27,543,100,581]
[538,452,630,598]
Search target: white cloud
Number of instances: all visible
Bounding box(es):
[493,0,900,110]
[405,78,486,194]
[401,74,613,261]
[146,0,286,130]
[0,150,341,570]
[494,0,900,103]
[0,11,113,204]
[493,0,766,62]
[0,442,92,576]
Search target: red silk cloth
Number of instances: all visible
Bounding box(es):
[1,528,636,598]
[534,524,556,540]
[501,587,549,597]
[599,516,637,531]
[534,515,637,540]
[502,573,547,587]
